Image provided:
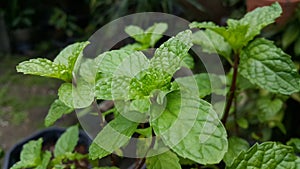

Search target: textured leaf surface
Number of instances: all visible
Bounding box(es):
[151,91,228,164]
[11,138,43,169]
[227,142,298,169]
[89,115,138,160]
[192,30,232,60]
[223,137,249,166]
[54,125,79,157]
[146,150,181,169]
[58,80,94,108]
[16,58,70,81]
[54,41,89,69]
[240,38,300,95]
[152,30,193,74]
[174,73,226,98]
[45,99,74,127]
[190,3,282,51]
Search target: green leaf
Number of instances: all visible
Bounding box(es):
[192,30,232,61]
[125,23,168,47]
[152,30,193,74]
[89,115,138,160]
[58,80,94,108]
[125,25,145,43]
[238,2,282,42]
[240,38,300,95]
[257,97,283,122]
[54,41,89,70]
[151,91,228,165]
[97,50,133,75]
[282,23,300,49]
[287,138,300,153]
[223,137,249,166]
[227,142,298,169]
[11,138,43,169]
[16,58,71,82]
[146,150,181,169]
[36,151,51,169]
[54,125,79,157]
[173,73,226,98]
[145,23,168,47]
[45,99,74,127]
[190,3,282,51]
[95,75,113,100]
[79,58,97,83]
[236,118,249,129]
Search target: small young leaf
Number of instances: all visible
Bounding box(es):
[145,23,168,47]
[240,38,300,95]
[11,138,43,169]
[125,25,145,43]
[89,115,138,160]
[236,118,249,129]
[54,125,79,157]
[146,150,181,169]
[227,142,298,169]
[16,58,70,82]
[223,137,249,166]
[45,99,74,127]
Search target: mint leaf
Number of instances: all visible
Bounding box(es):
[151,91,228,164]
[192,30,232,61]
[58,80,94,108]
[54,125,79,157]
[16,58,71,82]
[240,38,300,95]
[125,25,145,43]
[145,23,168,47]
[89,115,138,160]
[11,138,43,169]
[190,3,282,52]
[227,142,298,169]
[97,50,133,75]
[45,99,74,127]
[95,75,113,100]
[54,41,89,70]
[79,58,97,83]
[125,23,167,47]
[223,137,249,166]
[173,73,226,98]
[36,151,51,169]
[146,150,181,169]
[257,97,283,122]
[287,138,300,153]
[152,30,193,74]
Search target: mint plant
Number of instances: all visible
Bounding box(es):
[15,4,300,169]
[11,125,88,169]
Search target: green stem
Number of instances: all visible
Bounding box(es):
[222,52,240,124]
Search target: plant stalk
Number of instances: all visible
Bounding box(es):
[222,53,240,124]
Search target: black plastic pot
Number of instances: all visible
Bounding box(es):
[2,127,92,169]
